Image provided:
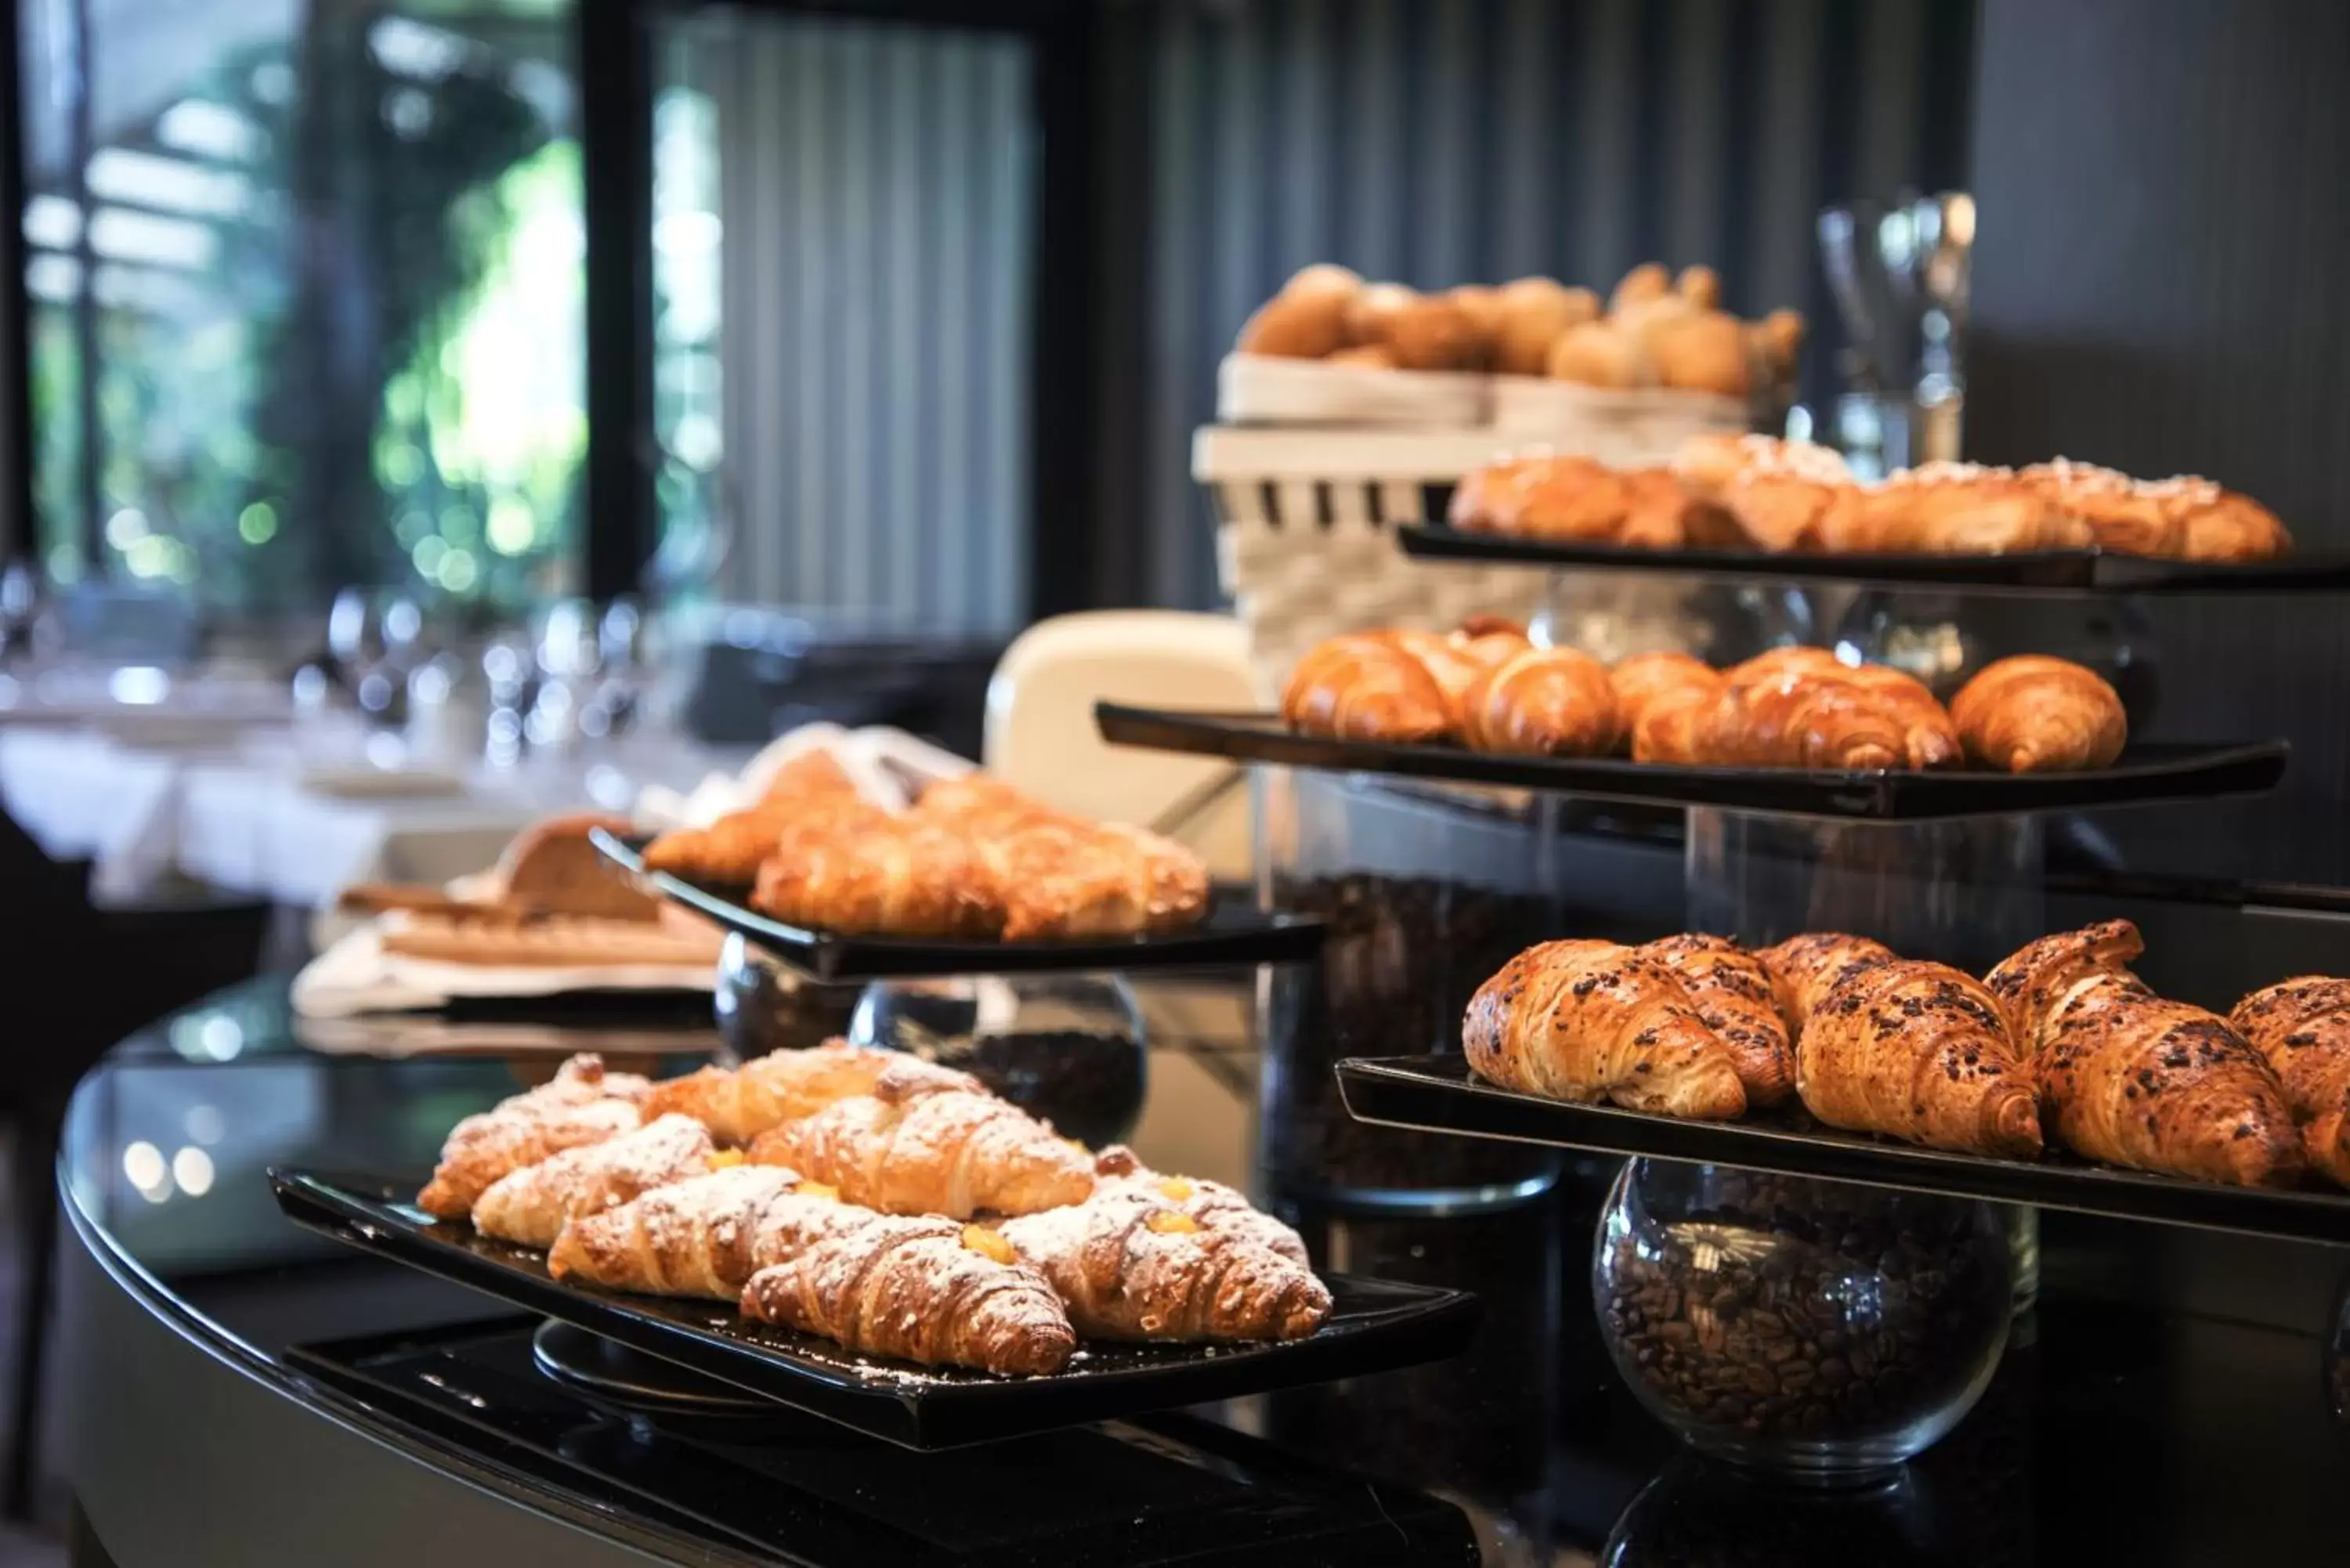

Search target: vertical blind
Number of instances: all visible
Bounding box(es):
[688,0,1969,621]
[699,14,1035,635]
[1118,0,1973,609]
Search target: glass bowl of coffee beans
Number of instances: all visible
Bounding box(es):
[1594,1161,2012,1482]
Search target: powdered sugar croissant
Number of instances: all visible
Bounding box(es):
[472,1114,719,1247]
[417,1055,649,1219]
[638,1040,982,1145]
[752,1062,1095,1217]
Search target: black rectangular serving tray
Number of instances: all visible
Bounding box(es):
[270,1169,1480,1450]
[1094,704,2288,822]
[286,1320,1481,1568]
[1397,521,2350,594]
[590,829,1324,980]
[1334,1056,2350,1247]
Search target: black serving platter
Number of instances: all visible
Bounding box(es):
[1094,704,2288,822]
[1397,521,2350,594]
[287,1319,1484,1567]
[1334,1056,2350,1247]
[590,828,1324,981]
[270,1169,1480,1450]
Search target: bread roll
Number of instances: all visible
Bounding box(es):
[1675,265,1721,310]
[1446,284,1503,365]
[1285,262,1362,298]
[1549,320,1645,388]
[1609,262,1672,315]
[1493,278,1600,377]
[1650,311,1750,397]
[1343,283,1417,349]
[1385,294,1480,370]
[1327,343,1400,370]
[1238,290,1350,358]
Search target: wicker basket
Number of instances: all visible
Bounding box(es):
[1195,386,1749,688]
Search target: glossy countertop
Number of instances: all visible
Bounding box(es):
[60,979,2350,1566]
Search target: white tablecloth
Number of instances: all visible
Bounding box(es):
[0,724,736,907]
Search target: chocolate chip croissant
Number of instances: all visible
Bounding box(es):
[1795,954,2044,1158]
[1987,921,2302,1187]
[2227,977,2350,1187]
[1464,939,1748,1119]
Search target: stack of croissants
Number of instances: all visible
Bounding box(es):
[1451,435,2290,561]
[1467,920,2350,1190]
[418,1042,1329,1377]
[1284,627,2127,773]
[641,753,1210,942]
[1236,261,1802,400]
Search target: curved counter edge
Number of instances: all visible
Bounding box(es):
[58,1152,754,1568]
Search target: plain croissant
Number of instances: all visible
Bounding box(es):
[1796,959,2044,1158]
[1949,656,2127,773]
[1987,921,2302,1187]
[1456,645,1622,757]
[2227,977,2350,1187]
[753,1064,1095,1217]
[1280,634,1454,744]
[1463,940,1747,1119]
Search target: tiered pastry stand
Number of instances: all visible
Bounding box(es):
[1093,542,2350,1477]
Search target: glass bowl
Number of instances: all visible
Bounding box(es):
[849,973,1148,1149]
[1593,1161,2012,1483]
[711,934,864,1060]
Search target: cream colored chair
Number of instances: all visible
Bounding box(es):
[982,610,1257,882]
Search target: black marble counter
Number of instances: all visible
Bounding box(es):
[57,980,2350,1566]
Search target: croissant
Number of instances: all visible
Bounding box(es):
[1281,634,1455,744]
[1754,932,1897,1033]
[2227,977,2350,1186]
[1463,940,1747,1118]
[739,1219,1076,1375]
[471,1115,719,1247]
[1865,468,2090,554]
[1796,958,2043,1157]
[1090,1146,1308,1264]
[1949,656,2127,772]
[916,777,1212,940]
[1695,670,1909,771]
[754,1064,1095,1217]
[995,1190,1330,1342]
[1509,458,1631,541]
[1456,646,1621,757]
[1612,655,1728,764]
[2174,488,2290,562]
[638,1040,983,1145]
[750,814,1003,938]
[2017,461,2184,556]
[1639,935,1796,1107]
[642,753,877,883]
[550,1163,873,1298]
[1723,471,1873,552]
[417,1056,649,1219]
[1608,652,1718,734]
[1987,921,2302,1186]
[1830,663,1964,769]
